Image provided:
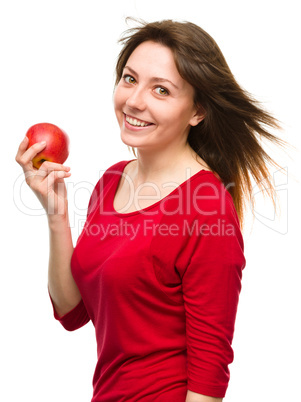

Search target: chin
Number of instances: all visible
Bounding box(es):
[120,131,146,148]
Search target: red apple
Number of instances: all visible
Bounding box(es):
[26,122,70,169]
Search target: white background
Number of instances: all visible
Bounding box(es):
[1,0,300,401]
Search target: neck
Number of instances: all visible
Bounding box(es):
[133,142,197,184]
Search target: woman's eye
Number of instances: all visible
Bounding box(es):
[124,75,136,84]
[154,87,169,96]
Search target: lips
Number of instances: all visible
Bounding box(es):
[124,113,154,127]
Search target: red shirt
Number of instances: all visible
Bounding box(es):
[51,159,246,401]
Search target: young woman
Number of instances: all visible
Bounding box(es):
[16,19,284,402]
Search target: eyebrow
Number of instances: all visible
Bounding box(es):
[124,65,179,90]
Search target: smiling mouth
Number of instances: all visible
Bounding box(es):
[124,114,153,127]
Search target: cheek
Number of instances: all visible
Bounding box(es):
[156,102,190,128]
[113,85,124,112]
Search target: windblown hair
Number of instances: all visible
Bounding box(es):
[115,19,286,227]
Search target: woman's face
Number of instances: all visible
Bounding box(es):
[114,41,203,152]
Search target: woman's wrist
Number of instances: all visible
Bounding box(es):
[186,390,223,402]
[47,210,70,232]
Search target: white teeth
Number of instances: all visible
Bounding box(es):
[126,115,150,127]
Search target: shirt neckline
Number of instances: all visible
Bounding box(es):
[111,159,216,217]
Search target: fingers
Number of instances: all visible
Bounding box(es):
[15,136,29,166]
[39,161,71,175]
[30,162,71,187]
[15,136,29,157]
[46,169,71,188]
[25,165,71,198]
[16,136,71,189]
[15,138,47,171]
[16,136,72,214]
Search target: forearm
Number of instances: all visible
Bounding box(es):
[186,390,223,402]
[47,212,81,317]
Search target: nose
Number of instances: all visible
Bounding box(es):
[126,86,146,111]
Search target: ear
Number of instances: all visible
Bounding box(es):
[189,104,206,127]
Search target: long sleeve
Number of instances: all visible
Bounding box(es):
[49,292,90,331]
[48,178,104,331]
[181,192,246,398]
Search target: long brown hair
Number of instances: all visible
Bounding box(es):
[115,19,286,228]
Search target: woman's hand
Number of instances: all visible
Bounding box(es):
[15,136,71,217]
[186,390,222,402]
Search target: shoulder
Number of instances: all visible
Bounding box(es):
[158,170,243,250]
[94,159,136,187]
[107,158,137,186]
[105,159,135,176]
[87,159,134,215]
[189,171,236,218]
[162,169,235,221]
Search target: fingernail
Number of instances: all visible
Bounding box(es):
[23,136,28,142]
[40,141,46,145]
